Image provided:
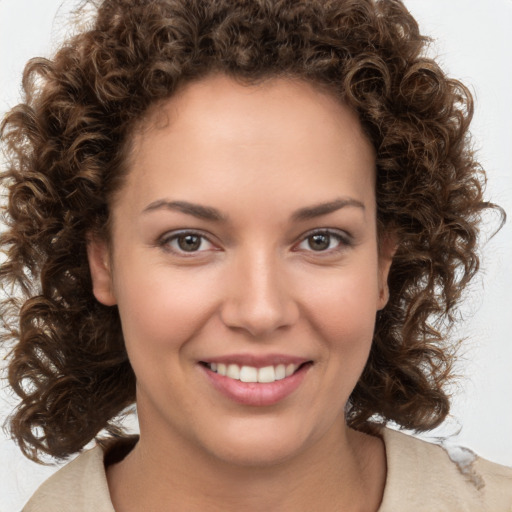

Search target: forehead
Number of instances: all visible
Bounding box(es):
[119,74,376,217]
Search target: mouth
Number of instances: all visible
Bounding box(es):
[201,361,308,384]
[200,359,312,406]
[199,354,313,405]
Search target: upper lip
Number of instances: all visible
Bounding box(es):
[199,354,311,368]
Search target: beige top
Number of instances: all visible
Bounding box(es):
[23,428,512,511]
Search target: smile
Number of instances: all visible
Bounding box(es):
[200,358,312,406]
[205,362,300,383]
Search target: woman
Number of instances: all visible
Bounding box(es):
[1,0,511,510]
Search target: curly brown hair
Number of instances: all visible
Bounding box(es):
[0,0,498,462]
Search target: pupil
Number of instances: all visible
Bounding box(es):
[309,233,330,251]
[178,235,201,251]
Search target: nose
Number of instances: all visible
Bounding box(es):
[219,249,299,338]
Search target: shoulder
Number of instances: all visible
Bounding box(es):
[378,427,512,512]
[21,438,136,512]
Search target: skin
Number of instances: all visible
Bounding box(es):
[88,74,394,511]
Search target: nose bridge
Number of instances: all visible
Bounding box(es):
[220,243,298,337]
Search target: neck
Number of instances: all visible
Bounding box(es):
[106,418,386,512]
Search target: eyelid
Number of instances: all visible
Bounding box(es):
[157,227,352,256]
[293,228,353,253]
[158,229,218,255]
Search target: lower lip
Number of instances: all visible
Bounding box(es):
[201,363,311,406]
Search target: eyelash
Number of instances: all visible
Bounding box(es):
[294,229,352,254]
[158,229,352,256]
[159,230,216,256]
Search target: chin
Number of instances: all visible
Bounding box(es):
[198,417,323,468]
[209,440,304,468]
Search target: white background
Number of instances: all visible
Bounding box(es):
[0,1,511,510]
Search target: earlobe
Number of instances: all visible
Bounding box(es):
[86,235,117,306]
[377,233,397,310]
[377,280,390,311]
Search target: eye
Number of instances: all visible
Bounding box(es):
[160,231,215,254]
[296,229,351,253]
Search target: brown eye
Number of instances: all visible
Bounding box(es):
[177,234,202,252]
[160,231,215,254]
[296,229,351,254]
[308,233,331,251]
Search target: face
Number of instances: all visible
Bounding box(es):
[88,74,393,467]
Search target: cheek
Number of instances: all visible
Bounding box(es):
[113,261,222,354]
[297,260,380,355]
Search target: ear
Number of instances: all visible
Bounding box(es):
[377,232,397,310]
[86,234,117,306]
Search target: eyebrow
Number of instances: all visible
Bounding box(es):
[291,198,365,221]
[142,197,365,222]
[143,200,227,221]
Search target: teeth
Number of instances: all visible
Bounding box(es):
[206,362,301,383]
[226,364,240,380]
[240,366,258,382]
[275,364,286,380]
[257,366,275,383]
